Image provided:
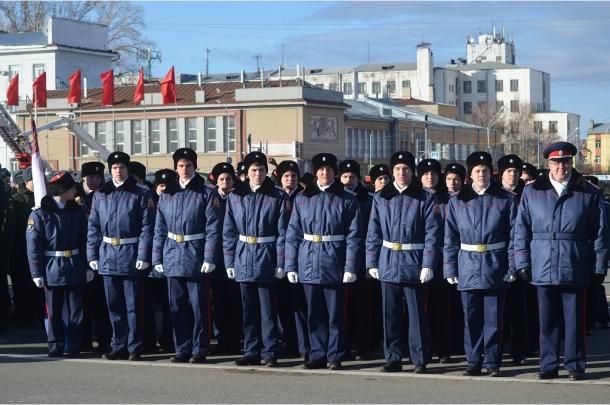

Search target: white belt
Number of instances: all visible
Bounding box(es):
[103,236,139,246]
[239,235,278,244]
[460,242,507,252]
[382,241,425,251]
[44,249,79,258]
[303,234,346,243]
[168,232,205,243]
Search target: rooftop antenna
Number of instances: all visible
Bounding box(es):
[137,48,162,80]
[205,48,210,78]
[254,54,262,72]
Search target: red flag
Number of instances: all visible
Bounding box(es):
[134,67,144,103]
[6,74,18,106]
[68,70,81,104]
[100,69,114,106]
[32,72,46,108]
[160,66,176,104]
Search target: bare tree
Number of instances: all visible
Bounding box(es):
[0,1,154,72]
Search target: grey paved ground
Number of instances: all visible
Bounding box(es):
[1,323,609,403]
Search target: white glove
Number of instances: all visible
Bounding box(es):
[32,277,44,288]
[135,261,149,270]
[343,272,357,283]
[420,267,433,284]
[155,264,164,274]
[503,274,517,283]
[201,262,216,274]
[446,277,459,285]
[275,268,285,279]
[86,270,95,283]
[89,260,98,271]
[287,271,299,283]
[368,268,379,280]
[226,268,235,279]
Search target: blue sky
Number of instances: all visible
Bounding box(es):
[139,1,610,138]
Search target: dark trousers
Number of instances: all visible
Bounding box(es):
[103,275,143,354]
[277,278,310,356]
[9,259,44,324]
[526,284,540,353]
[45,284,84,354]
[347,277,372,356]
[210,276,243,352]
[240,282,279,360]
[503,279,529,359]
[381,282,430,366]
[0,261,10,326]
[82,273,112,349]
[303,284,345,363]
[143,277,173,352]
[168,277,209,357]
[427,281,453,360]
[538,285,586,373]
[461,289,505,370]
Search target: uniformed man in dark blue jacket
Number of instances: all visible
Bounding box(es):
[367,152,441,373]
[224,152,289,367]
[444,163,466,195]
[286,153,361,370]
[152,148,220,363]
[369,164,390,193]
[27,172,93,357]
[515,142,608,381]
[274,160,310,360]
[87,151,155,361]
[444,151,518,377]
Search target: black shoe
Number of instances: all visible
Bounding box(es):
[103,351,128,360]
[462,367,483,376]
[48,351,63,358]
[65,351,80,358]
[380,362,402,373]
[302,358,327,369]
[486,368,500,377]
[263,357,279,368]
[170,354,190,363]
[568,372,585,381]
[328,361,343,370]
[413,365,427,374]
[189,354,207,364]
[438,356,451,364]
[536,370,559,380]
[128,353,141,361]
[235,355,261,366]
[512,357,527,366]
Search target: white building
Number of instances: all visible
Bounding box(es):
[466,27,516,65]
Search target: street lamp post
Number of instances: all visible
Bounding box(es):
[486,105,505,158]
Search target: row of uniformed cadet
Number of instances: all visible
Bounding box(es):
[25,142,607,379]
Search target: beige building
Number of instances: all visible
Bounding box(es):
[584,121,610,173]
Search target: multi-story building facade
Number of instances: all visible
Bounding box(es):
[585,121,610,173]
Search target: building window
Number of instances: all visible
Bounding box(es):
[95,122,107,149]
[186,118,197,150]
[534,121,543,133]
[402,80,411,88]
[510,121,519,134]
[463,80,472,94]
[343,82,352,95]
[114,121,125,152]
[510,100,519,113]
[510,79,519,92]
[223,115,235,152]
[346,128,352,157]
[166,118,179,152]
[495,80,503,92]
[32,63,45,79]
[358,83,366,95]
[359,129,365,157]
[387,80,396,94]
[131,120,143,154]
[204,116,217,152]
[148,119,160,153]
[549,121,558,133]
[477,80,487,93]
[463,102,472,115]
[8,65,19,80]
[455,78,460,95]
[595,156,601,163]
[329,83,338,91]
[595,140,602,148]
[372,82,381,95]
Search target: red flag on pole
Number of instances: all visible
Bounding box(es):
[6,74,18,106]
[100,69,114,106]
[32,72,47,108]
[30,118,47,207]
[134,67,144,103]
[160,66,176,104]
[68,70,81,104]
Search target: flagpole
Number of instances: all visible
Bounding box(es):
[143,95,148,169]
